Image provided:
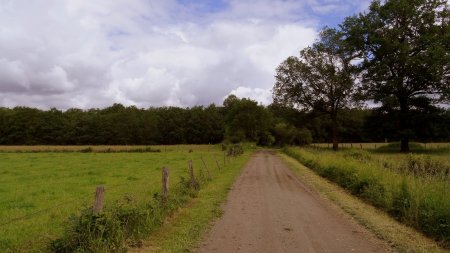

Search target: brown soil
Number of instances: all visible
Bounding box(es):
[198,150,390,253]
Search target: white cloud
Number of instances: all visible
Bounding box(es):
[0,0,367,109]
[228,86,272,105]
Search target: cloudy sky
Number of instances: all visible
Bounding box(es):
[0,0,370,109]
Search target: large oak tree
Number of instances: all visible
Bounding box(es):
[273,28,358,150]
[341,0,449,152]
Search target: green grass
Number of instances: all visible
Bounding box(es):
[284,147,450,248]
[0,145,249,252]
[279,153,448,253]
[133,151,252,252]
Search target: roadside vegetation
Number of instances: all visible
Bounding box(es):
[284,146,450,248]
[280,152,448,253]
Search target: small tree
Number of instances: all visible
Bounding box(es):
[341,0,449,152]
[273,28,358,150]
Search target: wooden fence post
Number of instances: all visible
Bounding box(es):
[216,160,222,171]
[223,151,226,166]
[93,186,105,214]
[360,144,363,149]
[162,167,169,202]
[201,157,212,180]
[188,160,195,189]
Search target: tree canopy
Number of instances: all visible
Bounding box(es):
[341,0,450,151]
[273,28,359,150]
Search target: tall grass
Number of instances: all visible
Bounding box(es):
[50,174,201,252]
[284,147,450,247]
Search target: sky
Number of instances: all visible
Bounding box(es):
[0,0,371,109]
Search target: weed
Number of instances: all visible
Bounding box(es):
[50,176,201,252]
[402,154,449,179]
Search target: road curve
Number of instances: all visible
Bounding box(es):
[198,150,389,253]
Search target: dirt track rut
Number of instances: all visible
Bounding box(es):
[198,150,389,253]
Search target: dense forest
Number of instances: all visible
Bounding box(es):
[0,95,449,146]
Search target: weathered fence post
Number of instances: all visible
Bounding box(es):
[216,160,222,171]
[188,160,195,189]
[201,157,212,180]
[360,144,363,149]
[350,143,353,148]
[162,167,169,203]
[93,186,105,214]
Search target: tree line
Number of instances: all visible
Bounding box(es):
[0,97,449,146]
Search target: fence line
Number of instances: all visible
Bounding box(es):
[0,153,233,229]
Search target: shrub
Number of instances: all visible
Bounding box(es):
[295,128,312,146]
[227,144,244,157]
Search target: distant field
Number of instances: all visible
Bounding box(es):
[0,144,212,152]
[0,145,240,252]
[312,142,450,150]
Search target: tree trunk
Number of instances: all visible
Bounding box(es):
[399,98,410,153]
[331,113,339,151]
[400,138,409,153]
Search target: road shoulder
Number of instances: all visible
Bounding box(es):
[280,152,448,253]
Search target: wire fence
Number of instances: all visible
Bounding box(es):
[0,151,235,252]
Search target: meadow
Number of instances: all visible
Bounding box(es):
[0,145,251,252]
[284,145,450,247]
[312,142,450,150]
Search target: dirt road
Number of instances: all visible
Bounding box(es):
[198,151,389,253]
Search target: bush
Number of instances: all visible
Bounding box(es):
[227,144,244,157]
[295,128,312,146]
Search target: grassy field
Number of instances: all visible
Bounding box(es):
[284,145,450,248]
[0,145,209,152]
[313,142,450,150]
[0,144,251,252]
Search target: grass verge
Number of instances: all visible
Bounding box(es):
[280,152,449,253]
[129,151,252,252]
